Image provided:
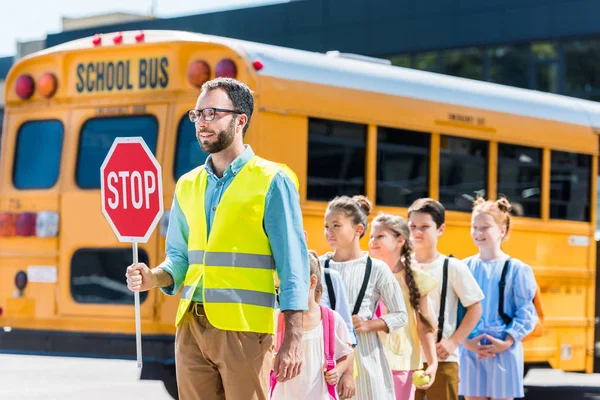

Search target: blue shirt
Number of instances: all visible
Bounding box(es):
[462,256,538,342]
[158,145,309,311]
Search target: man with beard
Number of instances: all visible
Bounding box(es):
[125,78,309,400]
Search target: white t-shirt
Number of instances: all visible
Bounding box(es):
[271,310,353,400]
[417,254,484,362]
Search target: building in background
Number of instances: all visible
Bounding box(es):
[0,56,13,129]
[42,0,600,102]
[4,1,600,134]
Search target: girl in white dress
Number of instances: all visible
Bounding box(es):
[271,251,353,400]
[321,195,408,400]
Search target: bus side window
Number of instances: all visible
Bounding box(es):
[13,120,64,189]
[174,114,208,180]
[550,151,592,222]
[497,143,542,218]
[71,247,150,304]
[439,135,488,212]
[306,118,367,201]
[376,126,430,207]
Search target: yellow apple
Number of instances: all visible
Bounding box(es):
[412,370,431,387]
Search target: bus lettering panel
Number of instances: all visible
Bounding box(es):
[74,57,169,94]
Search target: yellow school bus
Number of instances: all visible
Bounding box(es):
[0,30,598,395]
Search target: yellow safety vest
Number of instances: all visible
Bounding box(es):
[174,155,298,334]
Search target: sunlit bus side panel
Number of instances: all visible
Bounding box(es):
[257,74,597,372]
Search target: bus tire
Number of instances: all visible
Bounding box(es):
[141,361,179,399]
[162,364,179,400]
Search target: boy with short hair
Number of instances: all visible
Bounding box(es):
[408,198,484,400]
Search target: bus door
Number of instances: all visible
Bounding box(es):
[57,104,168,321]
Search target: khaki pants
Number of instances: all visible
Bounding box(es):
[415,362,459,400]
[175,303,274,400]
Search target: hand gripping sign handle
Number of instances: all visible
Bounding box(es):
[132,241,143,369]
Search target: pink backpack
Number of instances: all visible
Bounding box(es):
[269,305,337,399]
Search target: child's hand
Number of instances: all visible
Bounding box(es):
[352,315,369,333]
[462,334,484,354]
[435,337,457,361]
[338,373,356,399]
[324,367,341,385]
[417,363,437,390]
[478,334,514,357]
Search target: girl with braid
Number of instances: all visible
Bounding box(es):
[369,213,438,400]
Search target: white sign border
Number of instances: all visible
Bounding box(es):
[100,136,164,243]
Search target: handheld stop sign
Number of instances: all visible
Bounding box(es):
[100,137,164,368]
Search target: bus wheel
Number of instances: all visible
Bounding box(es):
[162,364,179,400]
[141,361,179,399]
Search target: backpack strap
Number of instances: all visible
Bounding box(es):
[323,258,337,310]
[437,258,450,343]
[352,256,373,316]
[321,305,337,399]
[498,258,512,326]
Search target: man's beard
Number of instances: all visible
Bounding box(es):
[197,118,236,154]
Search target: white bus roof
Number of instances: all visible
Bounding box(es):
[36,30,600,128]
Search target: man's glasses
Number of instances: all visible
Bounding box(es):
[188,108,241,123]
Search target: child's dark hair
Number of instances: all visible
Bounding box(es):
[373,212,436,333]
[327,195,372,238]
[308,250,323,301]
[407,198,445,228]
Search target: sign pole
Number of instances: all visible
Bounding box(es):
[132,241,143,369]
[100,136,163,371]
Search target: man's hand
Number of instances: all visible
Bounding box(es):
[273,310,303,382]
[436,337,458,361]
[126,263,155,292]
[337,372,356,399]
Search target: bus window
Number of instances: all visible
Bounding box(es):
[307,118,366,201]
[71,248,149,304]
[376,127,430,207]
[174,113,208,180]
[550,151,592,222]
[439,135,488,212]
[497,143,542,218]
[13,120,63,189]
[76,116,158,189]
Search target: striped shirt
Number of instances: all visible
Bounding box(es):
[320,252,408,400]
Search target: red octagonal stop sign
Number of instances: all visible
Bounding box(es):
[100,137,163,243]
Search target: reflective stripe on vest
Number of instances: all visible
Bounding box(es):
[174,155,298,333]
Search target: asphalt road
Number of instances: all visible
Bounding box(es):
[0,354,172,400]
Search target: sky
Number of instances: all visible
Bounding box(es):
[0,0,282,57]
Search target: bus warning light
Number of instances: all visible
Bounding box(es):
[135,30,145,43]
[113,32,123,45]
[252,59,264,71]
[38,73,58,98]
[187,60,211,88]
[16,213,36,237]
[215,58,237,79]
[92,34,102,46]
[0,212,16,237]
[15,74,34,100]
